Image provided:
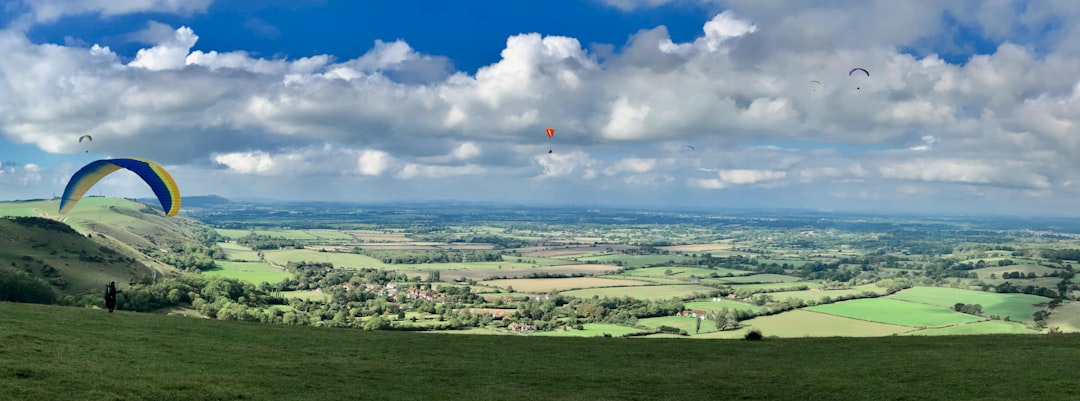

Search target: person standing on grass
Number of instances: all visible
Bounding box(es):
[105,281,119,313]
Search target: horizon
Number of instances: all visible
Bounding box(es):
[3,2,1080,216]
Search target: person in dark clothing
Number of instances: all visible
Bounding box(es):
[105,281,118,313]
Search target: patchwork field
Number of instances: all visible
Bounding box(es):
[560,284,718,301]
[431,264,620,281]
[657,243,734,253]
[484,277,653,293]
[806,298,985,327]
[261,249,387,268]
[888,286,1050,321]
[518,245,635,257]
[572,254,698,268]
[729,281,824,291]
[623,266,751,278]
[603,275,687,284]
[218,242,261,261]
[698,310,912,339]
[1046,302,1080,332]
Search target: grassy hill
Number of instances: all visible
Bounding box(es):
[0,217,139,297]
[0,198,227,301]
[2,301,1078,400]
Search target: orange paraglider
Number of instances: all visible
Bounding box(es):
[545,128,555,153]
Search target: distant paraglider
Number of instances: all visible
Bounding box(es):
[59,158,181,216]
[848,68,869,90]
[546,127,555,154]
[78,135,92,153]
[808,80,823,92]
[682,145,696,151]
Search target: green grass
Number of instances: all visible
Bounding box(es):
[806,298,985,327]
[573,254,697,268]
[279,290,331,301]
[888,286,1050,321]
[763,285,889,303]
[1046,302,1080,332]
[698,310,912,339]
[905,320,1040,336]
[716,274,805,284]
[262,249,387,268]
[201,261,292,285]
[729,281,823,291]
[684,300,761,313]
[531,324,646,337]
[638,316,718,335]
[5,302,1080,400]
[217,242,262,261]
[603,275,687,284]
[560,284,718,301]
[970,264,1059,279]
[622,266,748,278]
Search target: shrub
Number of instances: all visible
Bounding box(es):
[744,329,764,341]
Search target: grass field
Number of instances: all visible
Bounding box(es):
[716,274,805,283]
[1046,302,1080,332]
[698,310,912,339]
[602,275,687,284]
[262,249,387,268]
[215,228,355,241]
[572,254,697,268]
[888,286,1050,321]
[764,285,889,303]
[531,324,647,337]
[622,266,751,278]
[638,316,719,335]
[806,298,985,327]
[433,264,619,281]
[560,284,718,301]
[279,290,331,301]
[729,281,824,291]
[218,242,261,261]
[484,277,654,293]
[202,261,292,285]
[970,264,1059,279]
[905,320,1040,336]
[5,302,1080,400]
[683,300,761,313]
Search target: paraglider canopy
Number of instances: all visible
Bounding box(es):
[848,68,869,90]
[78,135,92,143]
[59,158,181,216]
[546,128,554,138]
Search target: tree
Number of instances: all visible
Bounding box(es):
[695,316,701,334]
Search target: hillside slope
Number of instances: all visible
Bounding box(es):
[0,217,138,296]
[0,198,223,290]
[1,301,1077,401]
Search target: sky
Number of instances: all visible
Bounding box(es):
[2,1,1080,216]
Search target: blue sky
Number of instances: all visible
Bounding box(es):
[3,1,1080,216]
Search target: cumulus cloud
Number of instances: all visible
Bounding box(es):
[6,4,1080,212]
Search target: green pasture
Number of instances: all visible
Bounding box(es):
[279,290,331,301]
[0,200,45,217]
[531,324,646,337]
[218,242,261,261]
[638,316,718,335]
[214,228,354,241]
[729,281,824,291]
[622,266,749,278]
[765,285,889,303]
[202,261,291,285]
[9,302,1080,401]
[604,275,686,284]
[971,264,1059,279]
[485,277,653,293]
[753,258,816,267]
[888,286,1050,321]
[560,284,718,301]
[716,274,805,284]
[573,254,697,268]
[683,300,761,313]
[262,249,387,268]
[806,298,985,327]
[905,320,1040,336]
[1046,302,1080,332]
[698,310,911,339]
[960,257,1039,266]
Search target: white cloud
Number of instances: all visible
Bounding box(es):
[357,150,395,176]
[20,0,212,25]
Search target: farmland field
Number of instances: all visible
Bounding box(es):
[261,249,387,268]
[905,320,1040,336]
[279,290,331,301]
[1046,302,1080,332]
[657,243,734,252]
[202,261,292,284]
[484,277,653,293]
[764,285,889,303]
[683,300,761,313]
[622,266,751,278]
[531,324,646,337]
[560,284,718,301]
[888,286,1050,321]
[970,264,1059,279]
[432,264,620,281]
[698,310,912,339]
[729,281,824,291]
[638,316,718,335]
[218,242,261,261]
[601,275,687,284]
[806,298,985,327]
[572,254,697,268]
[716,274,804,283]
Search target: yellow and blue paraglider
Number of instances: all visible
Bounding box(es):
[59,158,181,216]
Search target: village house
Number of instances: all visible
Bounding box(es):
[677,310,708,319]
